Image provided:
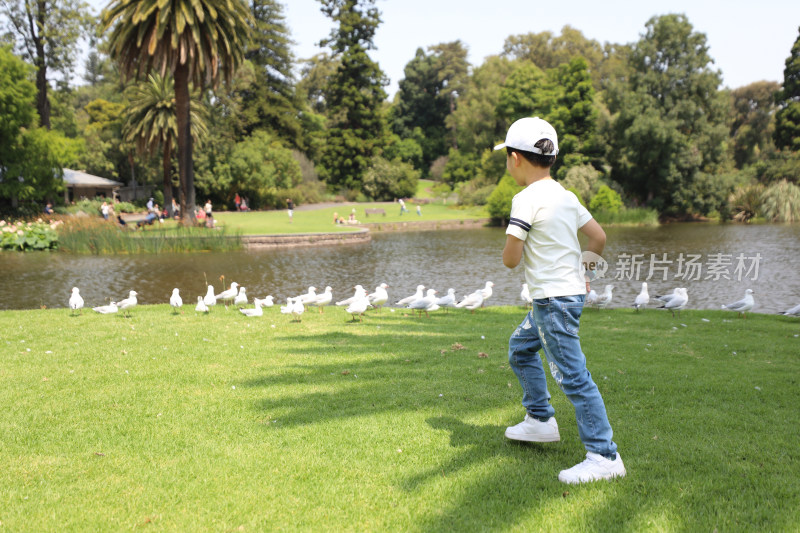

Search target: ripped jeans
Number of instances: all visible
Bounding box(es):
[508,295,617,457]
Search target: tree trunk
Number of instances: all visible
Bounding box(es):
[30,0,50,128]
[162,141,174,215]
[174,64,196,225]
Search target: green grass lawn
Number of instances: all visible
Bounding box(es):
[1,305,798,531]
[214,201,487,236]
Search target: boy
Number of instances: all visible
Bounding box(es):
[496,117,625,484]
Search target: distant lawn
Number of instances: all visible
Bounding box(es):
[1,306,798,530]
[215,202,487,235]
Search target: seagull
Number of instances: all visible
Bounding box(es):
[779,303,800,316]
[254,295,274,308]
[69,287,84,315]
[585,288,598,307]
[456,290,484,313]
[367,283,389,311]
[203,285,217,307]
[280,297,294,315]
[291,297,305,321]
[658,287,688,317]
[311,287,333,313]
[170,288,182,313]
[520,283,532,307]
[436,288,458,311]
[93,301,118,314]
[408,288,437,318]
[117,290,138,318]
[633,282,649,312]
[595,285,614,309]
[346,293,370,322]
[336,285,366,306]
[195,296,209,313]
[215,282,239,308]
[396,285,424,306]
[655,288,681,305]
[240,299,264,317]
[480,281,494,305]
[295,286,318,305]
[234,286,248,307]
[722,289,755,318]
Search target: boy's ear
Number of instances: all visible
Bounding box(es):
[510,151,522,168]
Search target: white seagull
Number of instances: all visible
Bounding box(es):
[436,288,458,311]
[721,289,755,318]
[336,285,366,306]
[69,287,84,315]
[93,301,118,314]
[311,287,333,313]
[203,285,217,307]
[346,293,370,322]
[234,286,248,307]
[595,285,615,309]
[215,282,239,307]
[408,288,437,318]
[254,295,274,308]
[655,288,681,305]
[633,282,649,312]
[280,297,294,315]
[456,290,484,313]
[520,283,532,307]
[585,288,598,307]
[240,299,264,317]
[295,286,318,305]
[396,285,424,306]
[195,296,209,313]
[480,281,494,305]
[170,288,182,313]
[779,303,800,316]
[367,283,389,311]
[291,297,305,321]
[117,290,138,318]
[658,287,688,317]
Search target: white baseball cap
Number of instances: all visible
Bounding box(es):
[493,117,559,155]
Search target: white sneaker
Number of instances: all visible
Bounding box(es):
[558,452,626,484]
[504,414,560,442]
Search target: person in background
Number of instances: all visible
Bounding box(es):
[171,197,180,219]
[234,192,241,212]
[100,201,110,220]
[204,200,214,228]
[239,198,248,211]
[44,203,54,215]
[146,197,155,213]
[416,204,422,216]
[399,198,408,214]
[287,198,294,223]
[333,212,339,224]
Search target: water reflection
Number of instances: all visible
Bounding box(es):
[1,223,798,313]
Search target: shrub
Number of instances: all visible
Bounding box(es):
[362,157,420,201]
[589,185,623,214]
[760,179,800,222]
[566,187,586,207]
[728,184,764,222]
[486,174,522,223]
[441,149,479,186]
[561,164,601,205]
[0,218,61,250]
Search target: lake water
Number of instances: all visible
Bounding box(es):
[1,223,798,314]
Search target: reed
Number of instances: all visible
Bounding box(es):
[57,217,242,254]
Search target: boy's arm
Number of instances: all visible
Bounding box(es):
[579,218,606,256]
[503,234,524,268]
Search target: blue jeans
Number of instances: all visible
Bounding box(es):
[508,295,617,457]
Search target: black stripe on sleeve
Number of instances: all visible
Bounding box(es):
[508,217,531,232]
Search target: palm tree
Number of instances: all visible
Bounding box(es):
[102,0,250,224]
[123,73,208,216]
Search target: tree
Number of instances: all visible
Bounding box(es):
[240,0,304,148]
[227,130,301,208]
[123,73,208,213]
[729,81,780,167]
[606,14,729,215]
[361,156,419,201]
[428,40,469,148]
[317,0,388,192]
[774,26,800,152]
[495,62,548,125]
[0,0,92,128]
[486,173,521,223]
[103,0,251,224]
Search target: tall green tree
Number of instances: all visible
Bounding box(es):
[317,0,388,192]
[774,26,800,152]
[240,0,304,148]
[123,73,208,211]
[606,14,729,215]
[427,40,469,148]
[0,0,92,128]
[103,0,251,224]
[729,81,779,167]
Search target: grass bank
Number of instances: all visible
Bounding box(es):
[215,201,487,235]
[1,306,798,530]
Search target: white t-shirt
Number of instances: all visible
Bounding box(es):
[506,179,592,299]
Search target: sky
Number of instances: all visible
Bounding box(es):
[81,0,799,97]
[281,0,800,98]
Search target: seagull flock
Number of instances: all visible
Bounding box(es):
[67,281,498,322]
[67,280,797,320]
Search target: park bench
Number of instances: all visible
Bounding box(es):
[364,208,386,216]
